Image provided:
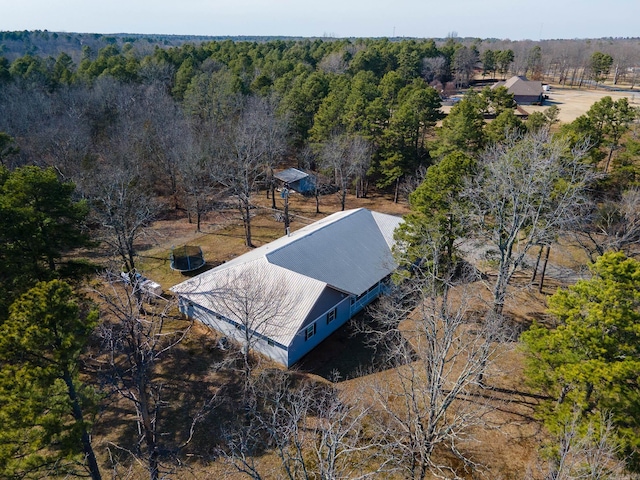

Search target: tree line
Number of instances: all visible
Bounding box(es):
[0,33,639,479]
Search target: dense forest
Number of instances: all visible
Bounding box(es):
[0,31,639,479]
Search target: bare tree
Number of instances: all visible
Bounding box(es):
[96,273,207,480]
[319,134,371,211]
[318,51,350,74]
[219,96,287,247]
[207,267,295,377]
[220,369,381,480]
[176,131,223,232]
[574,188,640,261]
[135,86,191,210]
[421,56,448,85]
[453,45,479,89]
[398,165,428,203]
[310,383,381,479]
[365,234,505,479]
[86,166,159,274]
[529,410,629,480]
[464,130,595,314]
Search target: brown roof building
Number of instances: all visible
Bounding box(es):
[492,75,543,105]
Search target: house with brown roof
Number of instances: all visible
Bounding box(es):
[492,75,543,105]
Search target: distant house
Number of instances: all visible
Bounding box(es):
[274,168,316,195]
[171,208,402,367]
[492,75,544,105]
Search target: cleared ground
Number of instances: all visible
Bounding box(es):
[526,85,640,123]
[97,189,584,478]
[441,84,640,124]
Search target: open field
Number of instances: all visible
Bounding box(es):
[441,84,640,124]
[526,85,640,123]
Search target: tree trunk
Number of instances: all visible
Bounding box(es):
[241,199,253,247]
[604,145,615,173]
[134,349,160,480]
[393,177,400,204]
[538,245,551,294]
[531,244,544,284]
[270,183,276,209]
[493,244,513,315]
[62,370,102,480]
[283,192,290,236]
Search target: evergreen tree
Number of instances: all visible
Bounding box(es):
[522,252,640,471]
[0,165,90,318]
[0,280,101,479]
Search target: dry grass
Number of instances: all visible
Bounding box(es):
[85,187,584,478]
[134,190,410,293]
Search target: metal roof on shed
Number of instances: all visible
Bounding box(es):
[274,168,309,183]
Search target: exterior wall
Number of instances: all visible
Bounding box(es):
[287,295,353,366]
[178,297,290,366]
[349,281,384,316]
[514,94,543,105]
[291,176,316,194]
[179,279,387,368]
[298,175,316,194]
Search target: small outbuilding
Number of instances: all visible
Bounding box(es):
[492,75,544,105]
[170,208,402,367]
[274,168,316,195]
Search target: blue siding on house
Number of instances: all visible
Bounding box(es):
[287,295,353,366]
[349,281,385,316]
[180,279,388,368]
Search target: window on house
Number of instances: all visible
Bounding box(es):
[305,323,316,340]
[326,308,337,324]
[267,339,275,347]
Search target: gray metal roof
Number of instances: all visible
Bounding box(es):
[170,208,402,346]
[274,168,309,184]
[266,209,400,295]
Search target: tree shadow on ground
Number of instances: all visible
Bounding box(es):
[92,322,247,473]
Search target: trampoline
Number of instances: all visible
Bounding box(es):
[170,245,205,272]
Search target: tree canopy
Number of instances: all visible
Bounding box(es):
[0,280,101,479]
[0,165,90,318]
[521,252,640,470]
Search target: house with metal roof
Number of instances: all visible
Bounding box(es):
[171,208,402,367]
[274,167,316,194]
[492,75,543,105]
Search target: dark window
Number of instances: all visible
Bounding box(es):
[305,323,316,340]
[326,308,337,324]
